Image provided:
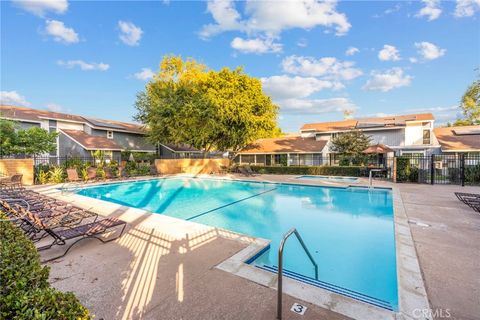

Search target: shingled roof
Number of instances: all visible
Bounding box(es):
[301,113,434,132]
[433,125,480,152]
[60,129,122,151]
[239,136,327,154]
[0,105,145,134]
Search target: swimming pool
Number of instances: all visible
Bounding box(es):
[297,175,359,183]
[76,177,397,310]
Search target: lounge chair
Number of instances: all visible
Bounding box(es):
[16,205,126,262]
[219,165,228,175]
[455,192,480,203]
[0,174,23,190]
[150,165,161,176]
[87,167,97,181]
[237,166,251,176]
[66,168,82,182]
[244,165,258,176]
[454,192,480,213]
[1,199,97,240]
[104,167,117,180]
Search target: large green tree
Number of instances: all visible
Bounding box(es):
[329,130,371,155]
[135,55,280,157]
[453,80,480,126]
[0,119,18,156]
[0,118,58,156]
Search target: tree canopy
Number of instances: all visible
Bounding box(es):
[134,55,281,156]
[452,80,480,126]
[329,130,371,155]
[0,119,58,157]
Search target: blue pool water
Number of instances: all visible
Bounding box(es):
[297,175,358,183]
[76,177,397,310]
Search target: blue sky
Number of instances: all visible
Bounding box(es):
[1,0,479,132]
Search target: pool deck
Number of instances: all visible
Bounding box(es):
[31,174,480,320]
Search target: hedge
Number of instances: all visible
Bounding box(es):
[248,165,365,176]
[0,212,91,320]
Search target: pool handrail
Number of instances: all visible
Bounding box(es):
[277,227,318,320]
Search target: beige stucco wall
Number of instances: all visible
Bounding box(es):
[0,159,34,185]
[154,158,230,174]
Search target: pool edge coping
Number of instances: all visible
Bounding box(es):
[34,176,431,320]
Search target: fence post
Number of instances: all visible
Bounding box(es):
[392,157,397,183]
[460,153,465,187]
[430,154,435,185]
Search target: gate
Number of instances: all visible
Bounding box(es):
[396,154,480,186]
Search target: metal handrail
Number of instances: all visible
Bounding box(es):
[369,169,383,187]
[277,228,318,320]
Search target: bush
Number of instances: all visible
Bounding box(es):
[395,157,411,182]
[0,212,90,319]
[48,167,65,183]
[465,164,480,185]
[248,165,364,176]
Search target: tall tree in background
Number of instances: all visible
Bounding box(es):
[329,130,371,155]
[0,118,58,156]
[453,80,480,126]
[135,55,280,157]
[0,119,17,156]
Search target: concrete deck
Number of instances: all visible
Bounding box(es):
[396,183,480,320]
[33,175,479,320]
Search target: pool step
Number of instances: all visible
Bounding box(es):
[256,264,394,311]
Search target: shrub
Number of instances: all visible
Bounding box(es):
[48,167,65,183]
[248,165,364,176]
[80,168,89,182]
[395,157,411,182]
[465,164,480,185]
[0,212,90,319]
[96,167,106,179]
[37,170,49,184]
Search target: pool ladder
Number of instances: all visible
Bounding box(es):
[277,228,318,320]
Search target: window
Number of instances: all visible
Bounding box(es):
[423,129,430,145]
[107,131,114,139]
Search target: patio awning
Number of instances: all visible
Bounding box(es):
[363,144,394,154]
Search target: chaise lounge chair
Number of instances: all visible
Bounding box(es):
[454,192,480,213]
[66,168,82,183]
[15,205,126,262]
[244,165,259,176]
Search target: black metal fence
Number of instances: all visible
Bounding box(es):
[33,155,122,167]
[396,154,480,186]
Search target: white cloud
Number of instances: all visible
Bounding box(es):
[45,103,63,112]
[362,68,413,92]
[0,91,31,106]
[409,57,418,63]
[45,19,79,44]
[297,38,308,47]
[345,46,359,56]
[454,0,480,17]
[134,68,155,81]
[378,45,401,61]
[279,97,357,114]
[416,0,442,21]
[118,21,143,46]
[281,55,362,81]
[231,37,282,54]
[261,75,343,100]
[372,3,401,18]
[57,60,110,71]
[200,0,351,39]
[12,0,68,17]
[415,41,446,60]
